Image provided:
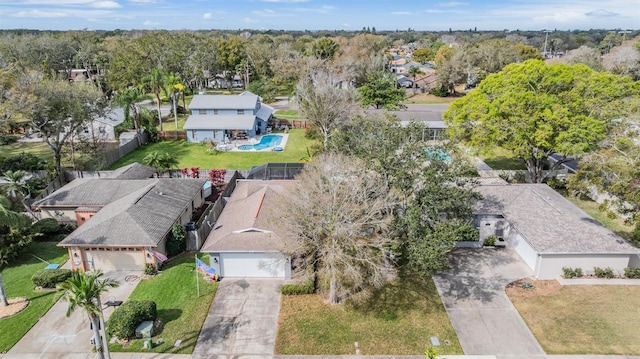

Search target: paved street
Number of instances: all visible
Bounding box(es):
[433,248,544,357]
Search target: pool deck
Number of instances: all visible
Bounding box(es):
[224,133,289,152]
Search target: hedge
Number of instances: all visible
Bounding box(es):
[32,269,72,288]
[281,281,314,295]
[107,300,157,339]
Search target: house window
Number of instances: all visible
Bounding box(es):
[214,109,219,115]
[83,126,89,134]
[98,126,106,134]
[237,109,244,115]
[191,130,196,139]
[199,109,206,115]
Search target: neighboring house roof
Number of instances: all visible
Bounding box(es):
[189,94,258,110]
[33,178,156,207]
[201,180,297,253]
[183,114,257,130]
[93,107,125,127]
[548,153,579,173]
[107,162,157,179]
[366,109,447,125]
[59,178,206,247]
[475,183,639,255]
[256,103,274,122]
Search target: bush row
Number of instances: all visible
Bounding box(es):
[107,300,157,339]
[281,281,314,295]
[32,269,72,288]
[563,266,640,279]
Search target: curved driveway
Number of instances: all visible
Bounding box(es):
[433,248,544,357]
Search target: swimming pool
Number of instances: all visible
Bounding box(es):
[238,135,283,151]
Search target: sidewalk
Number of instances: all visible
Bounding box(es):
[557,278,640,285]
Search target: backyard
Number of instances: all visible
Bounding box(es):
[110,129,317,170]
[109,253,217,354]
[507,282,640,355]
[0,242,68,352]
[276,275,461,355]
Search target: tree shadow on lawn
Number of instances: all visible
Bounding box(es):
[156,308,183,335]
[351,271,441,321]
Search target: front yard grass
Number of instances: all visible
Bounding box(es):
[0,141,53,162]
[109,129,316,170]
[276,275,461,355]
[109,253,217,354]
[274,109,303,120]
[509,285,640,355]
[0,242,68,352]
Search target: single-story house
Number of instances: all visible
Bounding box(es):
[79,107,125,142]
[184,91,274,143]
[33,163,207,271]
[475,183,640,279]
[200,180,295,278]
[366,104,449,141]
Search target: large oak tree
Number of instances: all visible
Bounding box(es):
[444,60,640,182]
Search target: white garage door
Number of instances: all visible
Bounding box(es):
[512,233,538,272]
[84,249,145,271]
[220,252,285,278]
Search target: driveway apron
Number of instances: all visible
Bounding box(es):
[5,271,142,359]
[192,278,282,358]
[433,248,545,357]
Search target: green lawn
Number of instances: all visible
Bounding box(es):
[109,253,217,354]
[110,129,316,170]
[159,115,187,132]
[509,285,640,355]
[479,147,527,170]
[276,275,461,355]
[274,109,303,120]
[0,242,68,352]
[0,141,53,162]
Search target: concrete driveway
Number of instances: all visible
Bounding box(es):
[5,271,142,359]
[192,278,282,358]
[433,248,544,357]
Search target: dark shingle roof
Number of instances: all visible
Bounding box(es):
[34,178,156,207]
[60,178,206,247]
[107,162,157,179]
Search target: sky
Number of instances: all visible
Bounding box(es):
[0,0,638,32]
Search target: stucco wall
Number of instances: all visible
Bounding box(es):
[40,208,77,224]
[537,253,632,279]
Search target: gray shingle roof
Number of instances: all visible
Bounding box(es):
[189,94,258,110]
[59,178,206,247]
[107,162,157,179]
[475,184,639,254]
[93,107,125,126]
[34,178,156,207]
[256,103,274,122]
[201,180,297,253]
[183,114,257,130]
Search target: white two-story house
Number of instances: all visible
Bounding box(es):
[183,91,274,143]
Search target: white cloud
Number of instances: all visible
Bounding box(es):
[143,19,159,26]
[293,5,334,14]
[436,1,469,7]
[203,12,212,19]
[585,9,619,17]
[13,9,67,17]
[243,17,258,23]
[91,1,121,9]
[342,22,351,27]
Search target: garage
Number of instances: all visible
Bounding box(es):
[511,233,538,272]
[82,248,145,271]
[219,252,286,278]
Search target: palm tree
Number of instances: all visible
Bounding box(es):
[1,170,37,219]
[143,68,167,132]
[407,65,425,95]
[115,87,146,132]
[162,73,183,130]
[0,195,32,307]
[57,270,119,359]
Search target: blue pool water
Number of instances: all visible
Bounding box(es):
[238,135,283,151]
[425,147,452,162]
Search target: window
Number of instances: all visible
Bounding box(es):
[98,126,106,134]
[82,126,89,134]
[199,109,206,115]
[237,109,244,115]
[191,130,196,139]
[214,109,219,115]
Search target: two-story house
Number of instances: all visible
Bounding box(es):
[183,91,274,143]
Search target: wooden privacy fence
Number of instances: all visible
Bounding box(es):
[158,131,187,140]
[102,132,149,167]
[187,196,226,251]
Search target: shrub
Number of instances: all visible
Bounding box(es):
[0,152,48,171]
[624,267,640,279]
[32,269,72,288]
[483,235,497,246]
[562,267,583,278]
[544,177,567,190]
[281,281,314,295]
[33,218,62,236]
[593,266,615,278]
[166,224,186,257]
[0,134,18,145]
[430,86,448,97]
[107,300,157,339]
[520,281,534,289]
[144,263,156,276]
